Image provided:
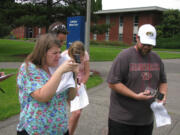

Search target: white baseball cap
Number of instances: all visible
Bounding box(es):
[138,24,157,46]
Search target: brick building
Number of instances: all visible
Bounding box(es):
[12,6,167,44]
[91,6,167,45]
[12,26,46,39]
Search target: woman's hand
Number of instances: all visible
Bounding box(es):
[58,59,79,73]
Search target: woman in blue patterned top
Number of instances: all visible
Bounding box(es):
[16,33,78,135]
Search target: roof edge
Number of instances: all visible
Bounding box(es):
[94,6,168,14]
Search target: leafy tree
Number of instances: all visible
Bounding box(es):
[0,0,16,36]
[0,0,88,37]
[91,24,111,34]
[96,0,102,11]
[0,0,104,37]
[90,0,111,35]
[156,9,180,38]
[91,0,101,12]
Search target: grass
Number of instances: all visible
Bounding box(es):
[0,69,19,120]
[0,68,103,120]
[0,39,180,120]
[86,74,103,89]
[1,39,180,62]
[155,52,180,59]
[89,45,123,61]
[0,39,34,62]
[90,45,180,60]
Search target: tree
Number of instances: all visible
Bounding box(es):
[91,0,101,12]
[0,0,104,37]
[0,0,16,37]
[90,0,111,35]
[156,9,180,38]
[0,0,88,37]
[96,0,102,11]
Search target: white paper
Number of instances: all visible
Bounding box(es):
[0,74,14,81]
[56,72,75,94]
[0,75,7,79]
[70,84,89,112]
[150,101,171,127]
[48,55,75,94]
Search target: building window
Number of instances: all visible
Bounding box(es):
[105,32,109,41]
[134,16,139,26]
[119,34,123,41]
[106,15,110,24]
[119,16,123,26]
[133,16,139,43]
[93,34,97,40]
[92,23,97,40]
[26,27,33,38]
[133,34,136,43]
[119,16,123,41]
[105,15,110,41]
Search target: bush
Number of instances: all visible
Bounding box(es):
[156,33,180,49]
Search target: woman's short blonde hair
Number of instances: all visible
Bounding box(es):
[68,41,85,59]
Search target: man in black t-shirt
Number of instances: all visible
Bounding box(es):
[107,24,167,135]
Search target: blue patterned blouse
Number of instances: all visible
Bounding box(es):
[17,62,69,135]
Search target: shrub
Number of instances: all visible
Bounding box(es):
[156,33,180,49]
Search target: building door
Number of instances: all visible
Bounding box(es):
[26,27,33,38]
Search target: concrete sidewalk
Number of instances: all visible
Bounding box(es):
[0,60,180,135]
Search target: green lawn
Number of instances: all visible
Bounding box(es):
[1,39,180,62]
[156,52,180,59]
[0,69,19,120]
[0,39,34,62]
[86,74,103,89]
[0,39,180,120]
[0,68,103,120]
[89,45,124,61]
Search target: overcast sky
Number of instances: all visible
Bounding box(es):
[102,0,180,10]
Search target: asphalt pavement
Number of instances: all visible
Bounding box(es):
[0,59,180,135]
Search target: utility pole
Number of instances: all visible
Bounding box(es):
[85,0,91,53]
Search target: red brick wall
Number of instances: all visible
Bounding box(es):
[139,13,154,26]
[139,11,162,27]
[109,14,119,41]
[90,22,94,40]
[41,27,46,35]
[12,26,25,39]
[123,15,133,45]
[91,11,163,45]
[33,27,39,38]
[13,12,162,45]
[90,33,93,40]
[33,27,46,38]
[97,16,106,41]
[12,26,47,39]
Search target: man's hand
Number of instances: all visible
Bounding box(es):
[135,91,153,100]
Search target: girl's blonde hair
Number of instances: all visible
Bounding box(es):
[68,41,85,59]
